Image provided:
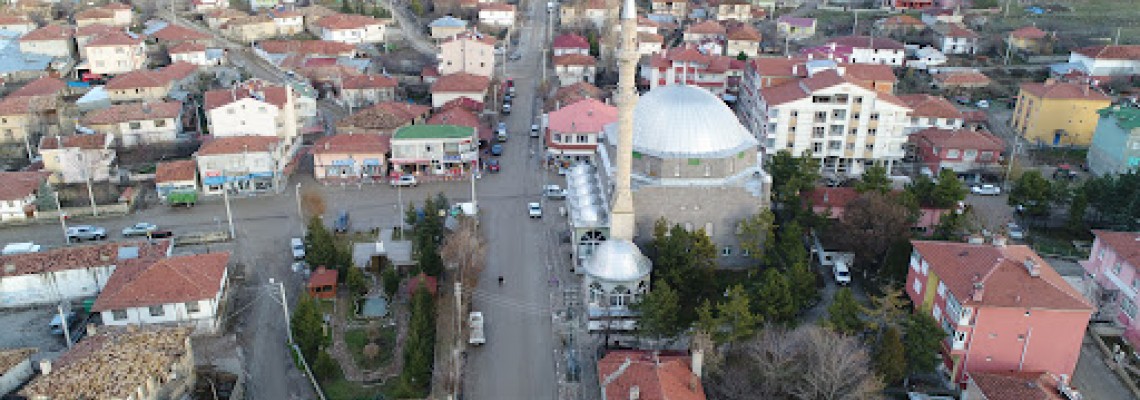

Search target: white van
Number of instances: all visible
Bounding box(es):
[290,238,305,260]
[833,260,851,285]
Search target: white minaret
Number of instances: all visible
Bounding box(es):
[610,0,638,241]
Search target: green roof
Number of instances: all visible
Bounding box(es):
[393,124,476,140]
[1098,105,1140,130]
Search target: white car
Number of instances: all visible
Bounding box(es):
[391,175,418,187]
[833,260,851,285]
[468,312,485,345]
[1007,222,1025,240]
[291,238,306,260]
[971,184,1001,196]
[528,202,543,218]
[67,225,107,241]
[530,124,540,138]
[121,222,158,236]
[976,100,990,108]
[543,184,567,200]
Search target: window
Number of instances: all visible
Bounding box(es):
[1114,262,1123,275]
[721,247,732,257]
[853,96,863,104]
[849,128,858,136]
[870,113,879,120]
[129,122,142,130]
[554,133,562,142]
[831,110,846,119]
[814,111,827,122]
[688,158,701,166]
[828,141,841,150]
[149,305,165,317]
[829,125,844,136]
[790,111,798,117]
[937,282,946,297]
[946,149,960,158]
[113,310,127,320]
[868,128,877,136]
[786,141,794,148]
[812,127,825,138]
[912,278,923,295]
[577,135,588,143]
[846,143,854,150]
[186,301,201,313]
[1123,298,1138,319]
[258,106,267,113]
[812,142,822,152]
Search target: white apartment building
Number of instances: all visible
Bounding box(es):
[438,31,496,77]
[204,80,300,143]
[82,31,147,75]
[741,66,912,176]
[195,135,289,195]
[318,14,386,45]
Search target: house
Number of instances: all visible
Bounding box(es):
[1088,104,1140,176]
[0,14,36,35]
[1008,26,1050,54]
[0,348,36,396]
[740,67,911,175]
[429,16,468,41]
[804,187,947,232]
[712,0,751,22]
[547,81,604,110]
[580,0,619,30]
[74,24,122,49]
[269,10,305,36]
[103,62,198,103]
[18,25,74,58]
[204,80,301,142]
[406,272,437,296]
[191,0,229,13]
[337,101,430,135]
[909,46,948,70]
[876,14,926,34]
[1065,45,1140,83]
[259,39,357,58]
[553,54,598,86]
[93,252,230,333]
[0,240,173,308]
[339,74,398,109]
[249,0,280,11]
[478,3,516,28]
[1012,79,1111,146]
[650,0,688,20]
[802,36,906,66]
[0,171,50,221]
[545,97,617,163]
[900,94,964,133]
[297,5,339,36]
[553,33,590,57]
[921,7,964,26]
[147,24,211,47]
[683,20,726,45]
[75,4,133,28]
[776,16,815,40]
[389,124,479,178]
[932,71,992,89]
[154,160,199,201]
[427,105,491,145]
[965,371,1079,400]
[206,8,248,30]
[431,72,490,108]
[38,134,116,184]
[221,15,278,43]
[725,24,761,59]
[642,46,742,98]
[195,135,289,195]
[169,42,226,67]
[596,350,706,400]
[438,31,496,77]
[82,31,147,76]
[907,239,1093,383]
[1081,230,1140,346]
[307,267,338,299]
[317,13,387,45]
[0,90,67,147]
[19,326,195,400]
[908,128,1004,174]
[933,23,979,55]
[312,133,390,183]
[80,101,183,146]
[637,31,665,57]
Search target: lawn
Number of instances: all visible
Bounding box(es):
[322,379,377,400]
[344,324,397,370]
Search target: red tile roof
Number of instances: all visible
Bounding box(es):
[339,101,431,130]
[443,30,496,45]
[0,171,50,201]
[0,240,171,278]
[553,53,597,66]
[803,187,861,210]
[85,30,142,47]
[259,40,357,56]
[938,23,978,39]
[1010,26,1047,40]
[1020,80,1110,101]
[309,266,338,288]
[686,20,725,36]
[748,56,810,78]
[155,159,197,183]
[311,133,390,154]
[104,62,197,90]
[204,80,290,110]
[92,252,229,312]
[39,133,110,150]
[341,74,398,90]
[317,13,386,30]
[431,72,490,93]
[82,101,183,125]
[548,98,617,134]
[105,2,131,10]
[553,33,590,50]
[597,350,706,400]
[75,24,120,39]
[899,94,963,119]
[933,71,992,87]
[76,8,114,20]
[550,81,604,109]
[9,77,67,98]
[0,14,32,26]
[149,24,210,42]
[168,42,206,54]
[479,3,515,12]
[20,25,73,41]
[1072,45,1140,61]
[638,31,664,45]
[438,97,483,113]
[909,128,1004,152]
[196,136,281,156]
[1092,230,1140,270]
[910,240,1092,310]
[878,14,925,28]
[841,63,898,84]
[726,24,761,41]
[968,371,1066,400]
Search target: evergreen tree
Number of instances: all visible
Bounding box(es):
[291,294,325,362]
[632,280,683,343]
[736,210,775,262]
[695,299,718,340]
[787,261,818,310]
[340,0,352,13]
[903,311,945,375]
[874,327,907,385]
[399,285,435,394]
[766,221,807,268]
[313,350,340,382]
[932,169,967,208]
[826,288,864,335]
[345,266,368,297]
[717,285,760,344]
[404,200,418,228]
[648,218,718,326]
[754,268,796,323]
[382,268,400,299]
[305,217,337,268]
[855,164,892,194]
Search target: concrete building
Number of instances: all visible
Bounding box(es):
[0,240,173,308]
[80,101,183,146]
[712,0,751,22]
[776,16,815,40]
[438,31,496,77]
[553,54,598,86]
[1088,104,1140,175]
[900,94,964,134]
[82,31,147,76]
[75,4,133,28]
[1007,26,1050,54]
[725,24,761,59]
[908,128,1005,174]
[103,62,199,103]
[650,0,688,20]
[154,160,198,202]
[597,350,706,400]
[339,74,398,110]
[389,124,478,178]
[478,3,516,28]
[221,15,278,43]
[1012,80,1111,146]
[1066,45,1140,81]
[317,14,387,45]
[169,42,226,67]
[18,25,74,58]
[906,240,1093,384]
[553,33,590,57]
[802,36,906,66]
[429,16,468,41]
[0,15,36,35]
[204,80,301,144]
[38,134,116,185]
[642,46,743,98]
[337,101,430,135]
[1080,230,1140,347]
[195,136,290,195]
[545,98,617,163]
[0,171,50,221]
[682,20,726,46]
[94,252,229,333]
[311,133,390,183]
[430,72,490,108]
[933,23,979,55]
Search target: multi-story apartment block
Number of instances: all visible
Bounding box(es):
[641,46,743,98]
[195,135,289,195]
[900,94,964,134]
[204,80,301,145]
[1081,230,1140,346]
[438,30,496,77]
[801,36,906,66]
[82,31,147,76]
[1012,79,1111,146]
[1088,104,1140,176]
[389,124,479,178]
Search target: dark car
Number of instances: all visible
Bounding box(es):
[149,230,174,238]
[487,159,501,172]
[334,210,350,233]
[490,144,504,156]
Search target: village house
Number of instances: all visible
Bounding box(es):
[597,350,707,400]
[650,0,688,20]
[312,133,390,183]
[642,46,742,98]
[438,31,496,77]
[337,101,430,135]
[1088,104,1140,176]
[38,134,116,184]
[0,348,36,396]
[389,124,479,178]
[0,240,173,308]
[427,104,491,145]
[19,326,195,400]
[1007,26,1050,54]
[0,89,68,148]
[580,0,619,30]
[932,71,992,90]
[908,128,1005,174]
[297,5,339,36]
[75,3,133,28]
[1065,45,1140,82]
[308,267,338,299]
[552,33,590,57]
[1081,230,1140,347]
[222,15,278,43]
[965,371,1080,400]
[889,0,934,10]
[147,24,211,47]
[74,24,121,49]
[204,80,302,143]
[0,14,36,35]
[195,135,289,195]
[875,14,926,35]
[431,72,490,108]
[725,24,761,59]
[429,16,468,41]
[0,171,50,221]
[921,7,964,26]
[547,81,604,111]
[82,31,147,76]
[93,252,230,333]
[103,62,199,103]
[317,13,387,45]
[906,239,1093,383]
[900,94,964,133]
[682,20,726,48]
[545,97,617,163]
[154,159,199,202]
[553,54,598,86]
[933,23,979,55]
[80,101,183,147]
[802,36,906,66]
[712,0,752,21]
[1012,79,1111,146]
[18,25,74,58]
[206,8,248,30]
[169,42,226,67]
[269,9,305,36]
[190,0,228,13]
[478,3,516,28]
[259,39,357,58]
[776,16,815,40]
[339,74,398,110]
[909,46,948,70]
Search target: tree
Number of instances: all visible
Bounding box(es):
[903,311,945,376]
[409,0,424,15]
[753,268,796,323]
[305,217,338,269]
[905,174,938,207]
[363,342,380,360]
[826,288,864,335]
[765,150,821,218]
[765,220,807,268]
[586,30,600,57]
[838,192,914,269]
[632,280,683,343]
[717,285,761,344]
[649,219,718,325]
[313,350,340,382]
[874,327,907,385]
[736,210,775,262]
[705,325,884,400]
[1009,170,1053,216]
[855,164,891,194]
[291,294,325,362]
[404,200,418,228]
[736,51,748,61]
[382,268,400,299]
[864,285,909,333]
[345,266,368,297]
[1066,190,1089,233]
[931,169,967,208]
[787,261,818,311]
[440,217,486,305]
[399,285,435,395]
[1082,171,1140,230]
[340,0,352,13]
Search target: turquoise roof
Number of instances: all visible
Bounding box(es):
[394,124,475,140]
[1098,105,1140,130]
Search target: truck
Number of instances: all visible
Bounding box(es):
[167,190,198,207]
[468,311,485,345]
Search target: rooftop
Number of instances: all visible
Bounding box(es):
[311,133,391,154]
[338,101,431,131]
[1073,45,1140,61]
[933,71,992,86]
[9,76,67,98]
[19,24,73,41]
[1098,104,1140,130]
[431,72,490,93]
[553,33,589,49]
[259,39,356,55]
[597,350,705,400]
[1020,80,1110,101]
[909,127,1005,151]
[899,94,963,119]
[309,267,338,288]
[429,15,467,28]
[148,24,210,42]
[39,133,110,150]
[1010,26,1048,40]
[155,159,197,183]
[0,240,171,278]
[686,20,725,36]
[827,35,905,50]
[342,74,398,90]
[394,124,475,140]
[317,13,387,30]
[93,252,229,311]
[548,98,617,134]
[81,101,183,125]
[426,106,488,141]
[204,80,290,110]
[0,348,36,372]
[804,187,861,210]
[85,30,142,47]
[196,136,281,156]
[104,61,197,90]
[0,171,49,201]
[553,53,597,66]
[968,371,1067,400]
[1092,230,1140,270]
[759,69,906,107]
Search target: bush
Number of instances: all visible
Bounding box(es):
[313,350,340,383]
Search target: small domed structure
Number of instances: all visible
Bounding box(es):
[582,240,651,282]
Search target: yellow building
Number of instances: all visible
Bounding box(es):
[1012,80,1111,146]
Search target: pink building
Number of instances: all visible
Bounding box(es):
[545,98,617,163]
[1080,230,1140,345]
[908,128,1005,174]
[906,240,1093,384]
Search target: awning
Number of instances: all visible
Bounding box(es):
[203,176,225,185]
[332,159,355,166]
[362,158,382,166]
[249,171,274,178]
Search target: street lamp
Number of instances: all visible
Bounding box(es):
[295,182,303,221]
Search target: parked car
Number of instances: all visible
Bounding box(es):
[509,52,522,61]
[490,144,504,156]
[291,237,306,260]
[1007,222,1025,240]
[976,100,990,108]
[487,159,501,172]
[833,260,851,285]
[121,222,158,237]
[528,202,543,218]
[543,184,567,199]
[530,123,540,138]
[67,225,107,241]
[468,311,485,345]
[149,230,174,239]
[391,175,418,187]
[970,184,1001,196]
[502,103,512,114]
[49,312,78,336]
[334,211,350,233]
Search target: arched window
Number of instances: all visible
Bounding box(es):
[611,285,632,307]
[590,282,605,306]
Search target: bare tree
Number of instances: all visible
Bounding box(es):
[300,186,326,219]
[705,325,884,400]
[837,192,914,269]
[440,217,486,307]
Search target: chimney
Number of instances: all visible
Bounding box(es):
[39,359,51,375]
[1024,258,1040,277]
[86,323,97,337]
[1044,78,1057,86]
[971,282,985,302]
[629,386,640,400]
[691,348,704,378]
[992,235,1007,247]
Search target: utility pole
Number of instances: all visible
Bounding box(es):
[51,182,69,244]
[273,279,294,344]
[223,172,236,239]
[1115,27,1122,45]
[470,131,478,209]
[453,281,463,398]
[295,182,303,220]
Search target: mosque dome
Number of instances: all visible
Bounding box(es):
[631,85,758,159]
[582,240,651,282]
